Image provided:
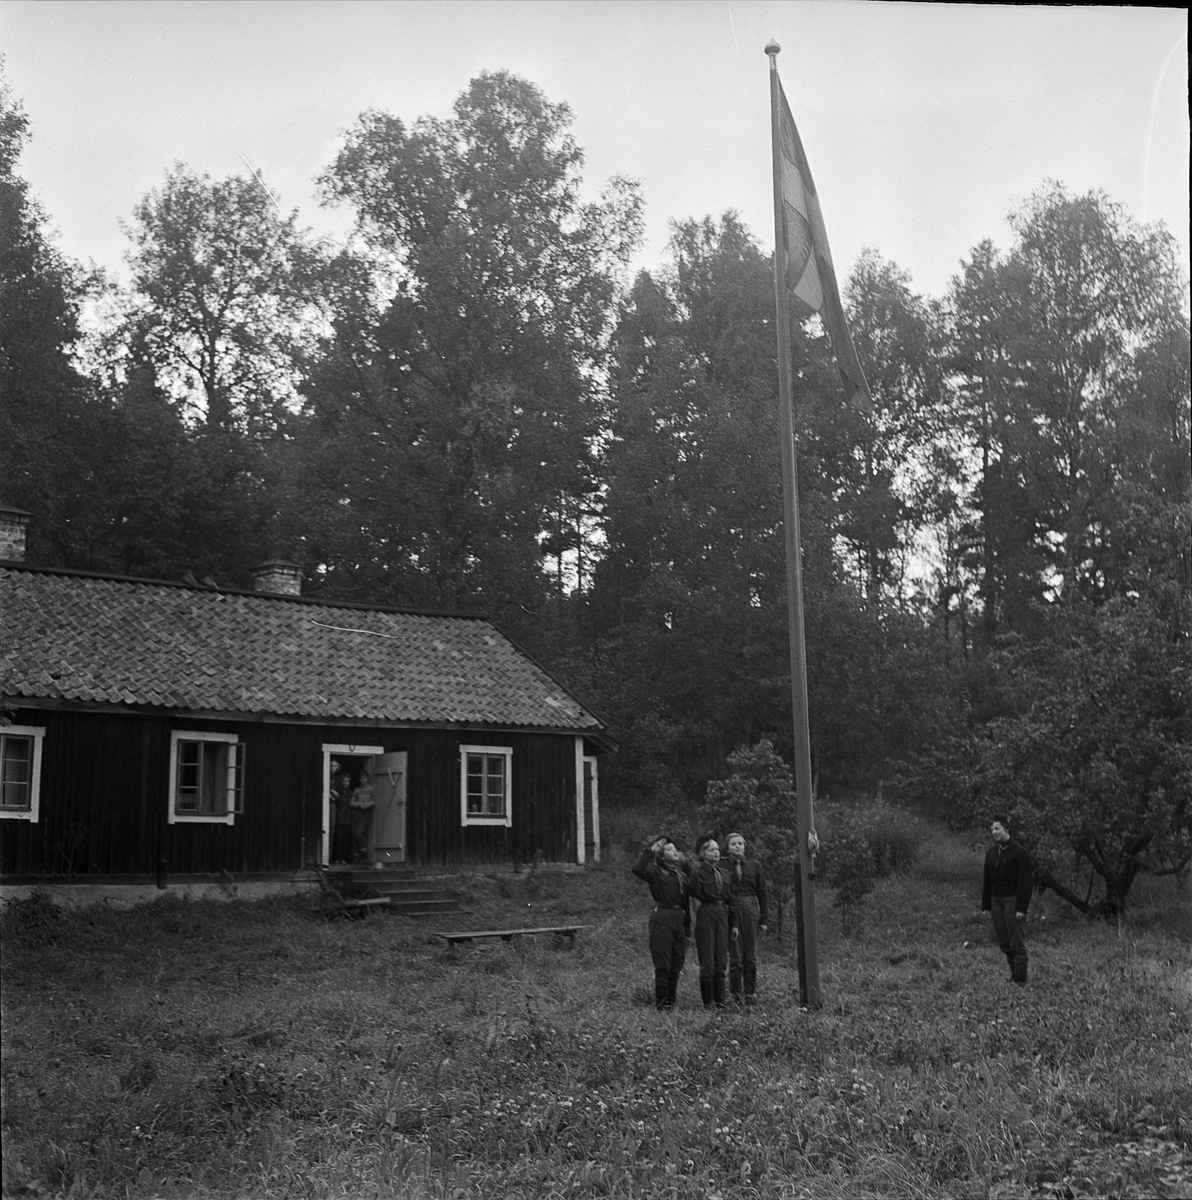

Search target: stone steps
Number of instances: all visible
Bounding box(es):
[323,866,460,916]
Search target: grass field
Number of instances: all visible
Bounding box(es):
[2,816,1190,1199]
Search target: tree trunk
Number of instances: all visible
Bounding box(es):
[1039,830,1152,917]
[1035,868,1092,914]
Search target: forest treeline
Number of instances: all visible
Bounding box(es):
[2,68,1188,912]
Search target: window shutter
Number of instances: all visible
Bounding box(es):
[228,743,246,814]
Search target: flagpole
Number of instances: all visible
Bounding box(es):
[766,39,822,1010]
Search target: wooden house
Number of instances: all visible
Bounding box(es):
[0,507,606,885]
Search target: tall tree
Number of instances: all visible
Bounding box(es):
[302,71,641,626]
[590,215,793,799]
[946,183,1190,642]
[1100,255,1191,632]
[944,239,1041,640]
[0,70,268,582]
[832,248,947,605]
[116,166,329,580]
[0,62,112,567]
[125,165,324,436]
[905,184,1192,886]
[82,323,282,583]
[590,213,965,803]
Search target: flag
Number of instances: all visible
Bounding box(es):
[774,78,872,413]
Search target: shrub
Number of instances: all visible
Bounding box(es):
[818,801,920,933]
[901,599,1192,916]
[698,739,801,936]
[818,826,875,934]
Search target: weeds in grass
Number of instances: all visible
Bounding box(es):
[3,889,64,946]
[2,822,1190,1199]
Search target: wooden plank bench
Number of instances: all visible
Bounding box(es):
[309,863,391,916]
[435,925,589,945]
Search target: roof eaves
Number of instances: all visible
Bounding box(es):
[1,692,614,742]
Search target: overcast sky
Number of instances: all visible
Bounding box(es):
[2,1,1188,301]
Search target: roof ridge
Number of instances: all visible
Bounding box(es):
[0,563,487,620]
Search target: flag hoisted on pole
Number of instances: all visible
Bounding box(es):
[768,45,872,415]
[765,39,871,1009]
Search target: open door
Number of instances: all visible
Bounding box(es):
[583,756,600,863]
[369,752,407,865]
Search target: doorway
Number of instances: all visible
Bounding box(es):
[321,743,385,865]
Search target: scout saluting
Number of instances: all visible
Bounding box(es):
[631,836,692,1010]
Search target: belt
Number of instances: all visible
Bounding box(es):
[654,904,684,911]
[699,899,726,906]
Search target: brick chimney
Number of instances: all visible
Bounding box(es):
[252,559,303,596]
[0,505,30,562]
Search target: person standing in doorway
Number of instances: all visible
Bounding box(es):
[690,836,733,1009]
[724,832,768,1006]
[981,816,1033,986]
[349,768,376,864]
[632,836,692,1010]
[330,765,355,864]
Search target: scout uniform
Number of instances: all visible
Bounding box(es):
[725,855,769,1005]
[690,856,734,1009]
[632,844,692,1010]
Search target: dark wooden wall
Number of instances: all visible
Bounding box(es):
[400,729,577,869]
[0,708,582,877]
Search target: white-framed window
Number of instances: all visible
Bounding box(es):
[0,725,45,822]
[169,731,245,825]
[460,745,513,827]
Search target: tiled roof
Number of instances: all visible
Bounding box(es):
[0,567,602,732]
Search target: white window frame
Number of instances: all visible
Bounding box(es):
[168,731,243,825]
[0,725,45,822]
[460,745,513,827]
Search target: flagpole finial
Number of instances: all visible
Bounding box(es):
[765,39,780,57]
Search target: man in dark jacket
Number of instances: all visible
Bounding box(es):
[632,837,692,1010]
[981,816,1033,985]
[724,832,769,1006]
